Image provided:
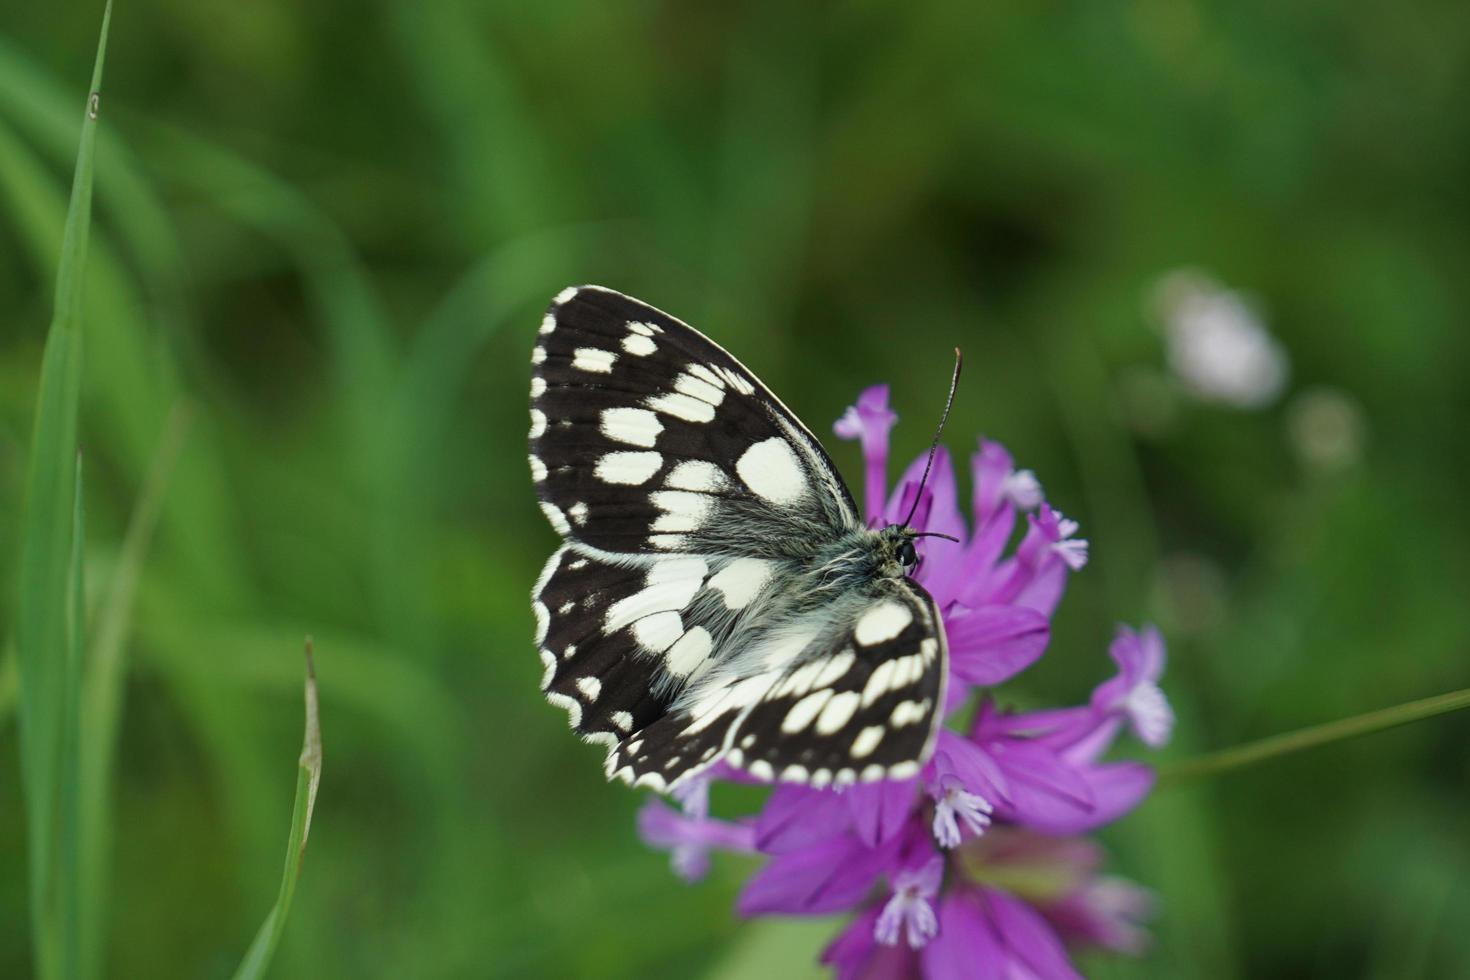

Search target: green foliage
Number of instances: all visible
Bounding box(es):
[12,5,109,977]
[2,2,1469,978]
[231,644,322,980]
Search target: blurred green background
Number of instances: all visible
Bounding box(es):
[3,2,1469,977]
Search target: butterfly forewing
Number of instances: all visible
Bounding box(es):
[529,285,947,792]
[530,286,858,554]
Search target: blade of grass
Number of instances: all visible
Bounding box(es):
[231,641,323,980]
[77,402,192,980]
[14,5,111,979]
[0,643,17,724]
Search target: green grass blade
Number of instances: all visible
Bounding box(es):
[77,402,192,980]
[13,5,112,979]
[230,641,323,980]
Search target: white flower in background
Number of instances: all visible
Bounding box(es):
[1151,269,1289,409]
[1286,386,1365,471]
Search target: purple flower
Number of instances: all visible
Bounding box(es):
[635,385,1175,977]
[1092,625,1175,748]
[834,384,900,525]
[875,857,944,949]
[636,797,754,883]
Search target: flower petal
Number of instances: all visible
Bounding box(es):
[846,777,919,848]
[945,604,1051,687]
[923,891,1006,980]
[982,888,1084,980]
[737,833,898,916]
[754,784,852,854]
[823,904,922,980]
[932,730,1011,805]
[988,742,1099,831]
[834,384,898,525]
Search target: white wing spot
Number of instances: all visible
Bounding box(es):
[635,772,667,791]
[855,601,914,646]
[627,320,656,336]
[889,699,930,727]
[559,600,574,614]
[529,409,546,439]
[748,760,775,781]
[646,391,716,423]
[889,761,921,780]
[530,377,546,398]
[707,558,775,610]
[664,626,713,677]
[715,365,754,394]
[810,768,833,789]
[546,690,581,727]
[736,438,807,505]
[531,347,547,365]
[649,533,688,550]
[539,313,556,335]
[862,660,897,707]
[539,502,570,534]
[577,677,602,701]
[687,363,725,390]
[595,451,663,485]
[610,711,633,732]
[623,334,657,357]
[781,689,834,734]
[781,765,809,782]
[528,455,547,482]
[851,725,885,759]
[600,407,663,447]
[814,650,856,689]
[553,286,579,305]
[649,490,713,533]
[860,764,886,781]
[533,602,550,643]
[665,460,725,492]
[569,559,588,571]
[568,502,589,525]
[673,371,725,406]
[815,691,862,735]
[572,348,617,374]
[646,556,709,585]
[605,559,707,635]
[632,610,685,653]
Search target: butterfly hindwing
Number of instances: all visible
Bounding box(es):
[533,546,673,750]
[605,577,945,791]
[730,578,946,787]
[530,286,858,554]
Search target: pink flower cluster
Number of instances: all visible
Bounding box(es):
[638,385,1172,978]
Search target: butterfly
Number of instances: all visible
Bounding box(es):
[529,286,959,793]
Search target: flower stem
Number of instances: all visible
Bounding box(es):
[1159,687,1470,786]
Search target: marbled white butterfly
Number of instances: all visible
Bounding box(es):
[530,286,959,793]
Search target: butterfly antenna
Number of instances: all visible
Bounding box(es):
[901,348,963,530]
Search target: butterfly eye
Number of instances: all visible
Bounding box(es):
[897,539,918,569]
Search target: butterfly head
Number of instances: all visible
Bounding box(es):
[874,523,957,579]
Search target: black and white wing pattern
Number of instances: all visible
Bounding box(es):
[608,577,947,790]
[529,285,947,792]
